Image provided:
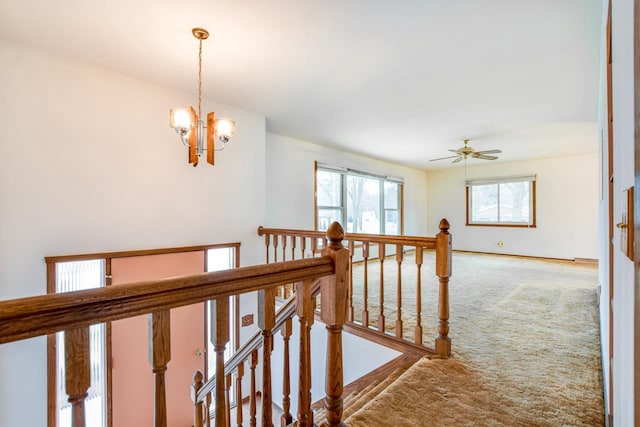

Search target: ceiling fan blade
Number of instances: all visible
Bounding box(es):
[475,149,502,154]
[429,155,460,162]
[473,154,498,160]
[452,157,463,163]
[448,149,462,154]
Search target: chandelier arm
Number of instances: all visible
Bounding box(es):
[174,128,191,147]
[214,138,229,152]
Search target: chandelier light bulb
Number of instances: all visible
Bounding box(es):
[215,118,236,138]
[170,108,193,130]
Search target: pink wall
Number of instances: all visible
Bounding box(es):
[111,252,205,427]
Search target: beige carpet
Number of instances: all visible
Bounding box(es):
[346,251,604,426]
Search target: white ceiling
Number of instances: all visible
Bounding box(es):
[0,0,603,169]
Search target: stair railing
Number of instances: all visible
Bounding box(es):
[0,222,349,427]
[258,218,453,358]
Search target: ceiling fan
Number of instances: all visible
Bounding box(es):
[429,139,502,163]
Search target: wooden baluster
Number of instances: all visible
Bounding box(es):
[149,310,171,427]
[377,243,386,333]
[273,236,284,298]
[301,237,307,259]
[224,374,232,427]
[274,235,279,263]
[395,244,404,339]
[287,237,297,298]
[192,371,205,427]
[291,235,296,260]
[65,327,90,427]
[235,363,244,427]
[311,237,317,257]
[296,280,314,427]
[280,318,293,427]
[265,233,271,264]
[210,298,230,427]
[362,242,370,327]
[414,246,424,345]
[281,239,288,306]
[348,240,355,322]
[206,393,212,427]
[320,222,349,426]
[435,219,452,358]
[258,288,276,427]
[282,234,287,262]
[249,350,258,427]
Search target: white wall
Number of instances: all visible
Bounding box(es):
[607,0,636,424]
[266,133,429,235]
[0,41,267,426]
[426,154,599,260]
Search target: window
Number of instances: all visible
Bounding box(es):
[55,259,106,427]
[206,247,237,412]
[315,162,403,235]
[466,175,536,227]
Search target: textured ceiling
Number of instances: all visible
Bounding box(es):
[0,0,603,169]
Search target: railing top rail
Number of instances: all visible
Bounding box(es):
[257,226,437,248]
[0,257,334,345]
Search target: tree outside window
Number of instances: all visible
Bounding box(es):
[315,163,402,235]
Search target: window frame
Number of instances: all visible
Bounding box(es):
[465,175,537,228]
[314,162,404,235]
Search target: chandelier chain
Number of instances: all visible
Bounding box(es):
[197,37,203,119]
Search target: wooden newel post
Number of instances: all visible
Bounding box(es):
[435,218,452,358]
[65,327,91,427]
[320,222,349,427]
[148,310,171,427]
[192,370,205,427]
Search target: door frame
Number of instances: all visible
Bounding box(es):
[633,0,640,424]
[605,2,615,423]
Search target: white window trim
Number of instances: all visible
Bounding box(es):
[315,162,404,235]
[466,175,536,227]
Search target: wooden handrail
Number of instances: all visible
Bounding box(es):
[258,226,437,249]
[3,223,351,427]
[0,257,334,345]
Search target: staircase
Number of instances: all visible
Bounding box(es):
[196,221,452,427]
[314,366,409,425]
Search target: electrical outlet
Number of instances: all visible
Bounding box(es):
[498,241,504,247]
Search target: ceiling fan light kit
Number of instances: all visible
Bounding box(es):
[429,139,502,164]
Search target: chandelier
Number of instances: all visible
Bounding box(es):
[169,28,236,166]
